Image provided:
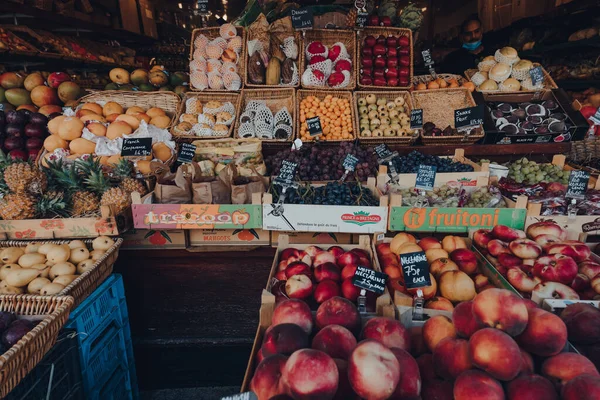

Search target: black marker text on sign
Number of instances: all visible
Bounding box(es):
[566,170,590,200]
[454,105,484,129]
[352,266,387,294]
[121,138,152,157]
[399,251,431,289]
[291,8,313,30]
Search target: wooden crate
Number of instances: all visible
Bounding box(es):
[270,231,353,247]
[120,229,188,250]
[188,228,270,249]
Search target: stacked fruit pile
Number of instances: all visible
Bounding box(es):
[302,41,353,88]
[356,93,414,138]
[270,182,379,206]
[272,245,375,305]
[0,237,115,295]
[359,34,411,87]
[106,66,188,94]
[298,94,354,141]
[0,109,49,160]
[0,71,82,111]
[389,151,475,174]
[560,303,600,370]
[506,157,570,185]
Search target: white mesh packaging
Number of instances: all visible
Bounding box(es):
[282,36,298,60]
[238,122,256,138]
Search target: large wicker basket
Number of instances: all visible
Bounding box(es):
[296,89,357,143]
[170,91,242,142]
[567,136,600,175]
[244,31,301,89]
[299,29,357,91]
[190,26,246,92]
[353,91,417,145]
[77,90,181,129]
[411,88,484,145]
[0,238,122,308]
[464,64,558,94]
[235,88,296,143]
[0,295,74,397]
[357,27,413,90]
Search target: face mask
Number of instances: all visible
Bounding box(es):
[463,41,482,51]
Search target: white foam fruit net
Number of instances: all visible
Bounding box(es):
[494,49,520,66]
[223,72,242,91]
[470,72,487,87]
[331,70,351,89]
[204,101,235,117]
[330,42,349,64]
[490,65,512,83]
[185,97,201,114]
[521,77,544,91]
[212,37,228,50]
[207,59,223,75]
[238,122,256,138]
[302,68,326,87]
[305,41,328,61]
[511,66,533,81]
[222,61,238,74]
[282,36,298,60]
[477,59,496,72]
[274,107,292,127]
[194,34,209,52]
[190,72,208,90]
[245,100,267,116]
[247,39,263,57]
[309,59,333,77]
[190,57,206,73]
[288,62,300,86]
[197,113,215,127]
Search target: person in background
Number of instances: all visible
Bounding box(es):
[442,15,489,75]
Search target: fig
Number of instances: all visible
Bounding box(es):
[0,312,16,332]
[500,123,519,135]
[511,109,526,120]
[498,103,513,114]
[1,319,33,348]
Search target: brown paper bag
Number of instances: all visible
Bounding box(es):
[153,163,192,204]
[230,164,267,204]
[190,162,231,204]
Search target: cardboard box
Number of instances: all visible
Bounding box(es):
[119,0,141,33]
[121,229,188,250]
[270,231,353,247]
[188,228,270,247]
[138,0,157,38]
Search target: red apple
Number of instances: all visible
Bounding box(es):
[373,44,386,57]
[364,35,376,47]
[361,58,373,68]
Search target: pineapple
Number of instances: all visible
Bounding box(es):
[71,191,100,217]
[0,193,36,220]
[113,159,148,196]
[46,160,100,217]
[100,187,131,215]
[3,161,47,194]
[78,158,131,215]
[36,191,70,218]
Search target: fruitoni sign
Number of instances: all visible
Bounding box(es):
[132,204,262,230]
[389,207,527,232]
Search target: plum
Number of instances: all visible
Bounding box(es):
[2,320,33,348]
[0,312,15,332]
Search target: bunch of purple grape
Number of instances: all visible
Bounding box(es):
[266,142,379,181]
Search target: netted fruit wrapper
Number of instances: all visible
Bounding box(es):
[282,36,298,60]
[302,68,326,87]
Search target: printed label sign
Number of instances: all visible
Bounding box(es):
[291,8,313,30]
[454,105,484,129]
[343,154,359,172]
[399,251,431,289]
[352,266,387,294]
[121,138,152,157]
[307,116,323,137]
[410,109,423,129]
[274,160,298,186]
[566,170,590,199]
[177,143,196,163]
[415,165,437,191]
[529,66,544,87]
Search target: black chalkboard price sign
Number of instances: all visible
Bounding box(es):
[399,251,431,289]
[121,138,152,157]
[220,392,258,400]
[415,164,437,191]
[422,49,433,67]
[374,144,394,161]
[197,0,209,14]
[352,266,387,294]
[291,8,313,30]
[529,66,544,87]
[454,105,484,129]
[177,143,196,164]
[274,160,298,187]
[410,109,423,129]
[343,154,359,172]
[307,116,323,137]
[566,170,590,199]
[355,11,368,29]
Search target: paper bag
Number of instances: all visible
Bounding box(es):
[153,163,192,204]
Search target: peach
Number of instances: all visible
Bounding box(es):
[422,379,453,400]
[285,274,313,299]
[285,261,311,279]
[548,242,591,263]
[350,248,370,265]
[314,280,341,304]
[535,234,562,252]
[560,303,600,345]
[423,315,456,351]
[314,263,340,282]
[579,261,600,280]
[433,337,472,379]
[473,229,493,250]
[275,270,286,281]
[592,276,600,295]
[533,281,580,302]
[492,225,526,242]
[498,253,523,268]
[506,374,558,400]
[473,274,489,291]
[361,317,410,351]
[472,288,529,336]
[398,243,423,255]
[337,251,360,268]
[262,324,309,356]
[430,258,459,279]
[450,248,478,275]
[348,340,401,400]
[452,301,483,338]
[380,253,400,267]
[316,296,360,332]
[312,325,357,360]
[469,328,522,381]
[282,349,338,399]
[533,254,578,285]
[384,265,402,280]
[561,374,600,400]
[250,354,287,400]
[438,270,476,302]
[509,238,542,259]
[486,253,500,267]
[280,248,300,261]
[272,299,313,334]
[390,233,417,254]
[515,307,567,356]
[522,298,538,310]
[520,349,534,375]
[487,239,511,257]
[453,370,504,400]
[526,221,567,241]
[409,326,427,357]
[376,243,392,255]
[425,296,454,312]
[507,266,542,293]
[542,353,599,389]
[333,359,354,400]
[441,235,467,253]
[407,273,437,300]
[425,248,449,264]
[303,245,323,258]
[313,251,336,268]
[288,251,312,267]
[327,246,344,259]
[341,278,360,301]
[389,348,421,399]
[340,264,358,281]
[416,354,436,383]
[478,284,495,292]
[418,237,442,250]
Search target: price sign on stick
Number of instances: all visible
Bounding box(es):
[356,11,368,28]
[121,138,152,157]
[374,144,400,182]
[422,49,436,77]
[454,105,484,129]
[307,116,323,137]
[197,0,209,14]
[410,109,423,129]
[566,170,590,200]
[274,160,298,187]
[221,392,258,400]
[529,66,544,87]
[399,251,431,289]
[343,154,359,172]
[291,8,313,30]
[177,143,196,164]
[415,165,437,191]
[352,266,388,294]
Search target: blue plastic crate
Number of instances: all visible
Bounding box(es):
[90,364,132,400]
[123,329,139,399]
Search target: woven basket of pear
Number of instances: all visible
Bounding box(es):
[0,236,116,296]
[356,93,413,138]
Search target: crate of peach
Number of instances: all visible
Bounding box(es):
[297,90,356,142]
[189,24,245,91]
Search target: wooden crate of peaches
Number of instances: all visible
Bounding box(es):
[297,90,355,142]
[375,233,493,310]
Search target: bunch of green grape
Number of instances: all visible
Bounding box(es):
[394,184,460,207]
[465,186,507,208]
[507,158,570,185]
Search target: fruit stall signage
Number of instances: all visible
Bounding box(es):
[291,8,313,30]
[121,138,152,157]
[529,66,544,87]
[352,266,387,294]
[307,116,323,137]
[197,0,209,14]
[410,109,423,129]
[422,49,433,67]
[343,154,359,172]
[221,393,257,400]
[415,165,437,191]
[355,11,368,28]
[374,144,394,161]
[274,160,299,187]
[566,170,590,200]
[389,207,527,232]
[177,143,196,164]
[399,251,431,289]
[454,105,484,129]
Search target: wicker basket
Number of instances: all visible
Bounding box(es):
[296,89,357,143]
[0,295,74,397]
[189,27,246,92]
[567,137,600,175]
[299,29,357,91]
[464,64,558,94]
[411,88,484,146]
[353,91,417,145]
[411,74,465,88]
[235,88,295,143]
[170,91,241,142]
[244,31,301,89]
[33,0,53,11]
[0,238,122,307]
[357,27,413,90]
